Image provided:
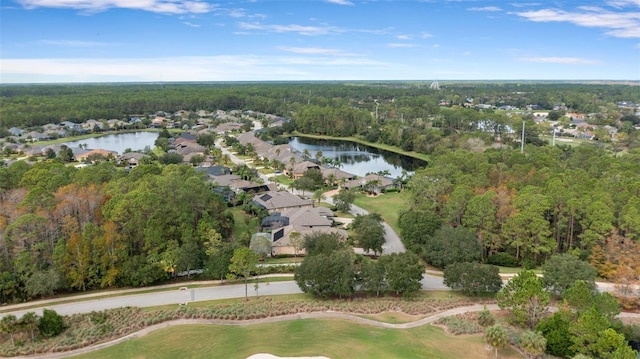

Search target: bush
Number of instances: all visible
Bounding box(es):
[38,309,65,338]
[521,258,537,270]
[487,252,519,267]
[478,306,495,327]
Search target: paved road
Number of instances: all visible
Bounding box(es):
[323,194,406,254]
[1,274,448,319]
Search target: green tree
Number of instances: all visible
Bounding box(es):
[333,188,355,212]
[378,251,424,297]
[38,309,65,338]
[359,257,387,296]
[478,305,495,327]
[463,191,498,259]
[570,307,612,357]
[592,328,638,359]
[294,250,355,298]
[542,253,597,296]
[0,314,18,346]
[485,324,509,359]
[352,213,386,256]
[536,310,574,358]
[497,270,549,329]
[227,247,259,301]
[564,280,620,321]
[398,208,442,254]
[519,330,547,359]
[312,189,326,204]
[303,232,345,256]
[422,225,482,268]
[249,233,272,260]
[20,312,40,341]
[443,262,502,296]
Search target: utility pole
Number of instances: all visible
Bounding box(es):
[552,129,556,146]
[520,120,525,154]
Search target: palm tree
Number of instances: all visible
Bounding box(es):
[0,315,18,346]
[315,150,323,162]
[484,324,508,359]
[20,312,39,341]
[289,156,296,178]
[312,189,326,204]
[302,148,311,160]
[289,231,302,257]
[327,173,337,187]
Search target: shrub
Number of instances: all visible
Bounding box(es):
[478,306,495,327]
[437,315,483,335]
[38,309,65,338]
[521,258,537,270]
[487,252,519,267]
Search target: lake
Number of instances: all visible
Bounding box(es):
[288,137,427,178]
[64,132,159,155]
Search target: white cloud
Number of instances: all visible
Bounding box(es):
[238,22,341,36]
[519,57,602,65]
[182,22,201,28]
[16,0,214,14]
[277,46,361,56]
[387,43,418,48]
[510,3,541,8]
[326,0,354,5]
[468,6,502,12]
[420,32,434,38]
[40,40,107,47]
[0,55,387,82]
[515,6,640,38]
[396,35,411,40]
[608,0,640,8]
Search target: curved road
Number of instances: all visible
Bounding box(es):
[1,275,448,319]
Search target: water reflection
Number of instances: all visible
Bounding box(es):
[64,132,159,155]
[289,137,427,178]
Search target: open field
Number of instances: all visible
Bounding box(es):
[353,191,409,234]
[71,319,523,359]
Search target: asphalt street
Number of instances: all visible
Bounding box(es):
[1,274,449,318]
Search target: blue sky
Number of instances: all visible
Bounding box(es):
[1,0,639,83]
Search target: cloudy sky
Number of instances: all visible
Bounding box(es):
[1,0,639,83]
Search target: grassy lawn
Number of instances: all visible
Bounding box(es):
[230,207,259,241]
[353,191,409,234]
[271,175,294,186]
[72,319,523,359]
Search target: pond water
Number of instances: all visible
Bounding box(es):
[64,132,159,155]
[288,137,427,178]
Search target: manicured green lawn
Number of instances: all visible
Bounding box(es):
[353,191,409,234]
[72,319,523,359]
[230,207,259,241]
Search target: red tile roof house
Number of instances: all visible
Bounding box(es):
[75,149,118,163]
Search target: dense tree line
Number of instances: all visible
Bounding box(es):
[0,161,234,303]
[399,144,640,268]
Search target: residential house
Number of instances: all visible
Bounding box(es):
[292,161,320,179]
[320,167,356,186]
[117,152,147,167]
[344,174,395,194]
[75,149,117,162]
[8,127,24,137]
[252,191,313,214]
